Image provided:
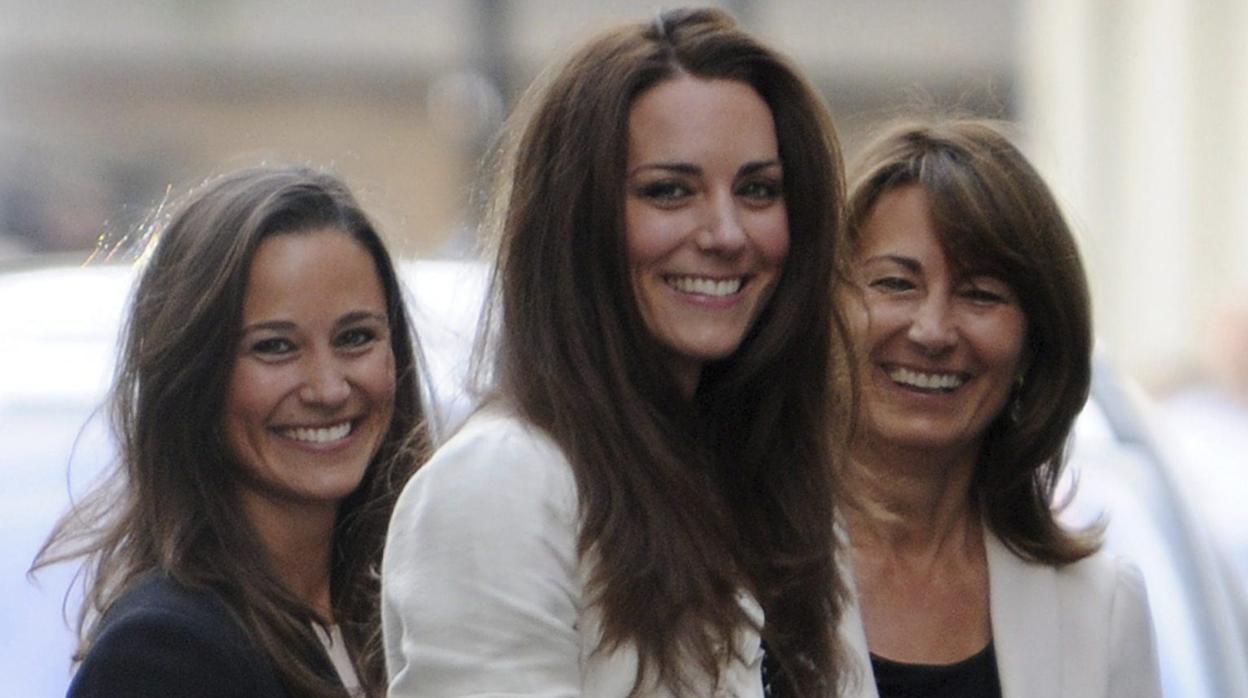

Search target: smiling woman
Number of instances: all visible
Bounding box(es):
[381,6,852,697]
[835,120,1161,698]
[624,76,790,395]
[846,184,1028,464]
[30,166,430,698]
[226,231,396,518]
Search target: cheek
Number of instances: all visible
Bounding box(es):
[852,297,902,353]
[220,364,274,460]
[997,314,1029,372]
[222,362,272,425]
[366,349,398,411]
[755,209,790,265]
[970,314,1029,403]
[837,290,872,350]
[624,203,691,270]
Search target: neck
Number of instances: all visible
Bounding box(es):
[671,360,701,399]
[238,490,337,623]
[845,437,981,559]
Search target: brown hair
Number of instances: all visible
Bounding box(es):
[845,119,1099,564]
[32,165,431,696]
[483,7,850,695]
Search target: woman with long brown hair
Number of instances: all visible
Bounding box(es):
[33,165,430,697]
[382,7,852,697]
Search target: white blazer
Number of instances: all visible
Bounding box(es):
[381,406,766,697]
[837,527,1162,698]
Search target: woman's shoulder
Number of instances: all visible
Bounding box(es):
[88,574,245,652]
[438,404,567,463]
[987,528,1143,600]
[1054,553,1160,694]
[99,574,235,630]
[1053,548,1147,601]
[71,573,288,697]
[400,404,578,511]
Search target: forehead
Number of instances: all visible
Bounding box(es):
[858,184,1003,276]
[243,228,385,315]
[626,75,778,162]
[857,185,941,258]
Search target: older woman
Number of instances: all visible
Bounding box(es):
[381,7,853,696]
[835,120,1162,698]
[34,165,430,697]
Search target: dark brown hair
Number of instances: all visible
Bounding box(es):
[845,119,1099,564]
[33,165,431,696]
[484,7,850,695]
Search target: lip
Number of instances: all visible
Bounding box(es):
[662,273,752,307]
[879,363,971,394]
[269,418,360,450]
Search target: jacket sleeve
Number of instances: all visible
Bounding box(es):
[382,415,583,697]
[68,605,262,698]
[1107,559,1162,698]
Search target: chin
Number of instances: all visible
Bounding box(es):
[675,336,748,362]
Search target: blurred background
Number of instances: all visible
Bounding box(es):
[2,0,1246,695]
[4,0,1248,383]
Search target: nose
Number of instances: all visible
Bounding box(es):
[695,190,748,255]
[299,351,351,407]
[907,294,957,354]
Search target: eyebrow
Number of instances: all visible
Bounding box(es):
[627,159,781,178]
[862,254,922,274]
[239,310,387,335]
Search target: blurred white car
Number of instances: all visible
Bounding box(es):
[1063,363,1248,697]
[2,257,1246,697]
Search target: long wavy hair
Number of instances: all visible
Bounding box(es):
[32,165,431,697]
[845,119,1099,564]
[482,7,852,695]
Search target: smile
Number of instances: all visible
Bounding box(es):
[888,367,965,392]
[276,421,353,443]
[665,275,744,297]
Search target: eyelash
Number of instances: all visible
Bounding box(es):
[336,327,379,349]
[634,177,783,207]
[963,287,1007,304]
[637,181,692,203]
[246,327,381,358]
[868,276,915,293]
[251,337,295,355]
[737,178,782,203]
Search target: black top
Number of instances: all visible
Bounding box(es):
[870,641,1003,698]
[760,639,778,696]
[68,573,309,698]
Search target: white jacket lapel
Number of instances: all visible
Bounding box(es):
[837,569,881,698]
[986,529,1061,698]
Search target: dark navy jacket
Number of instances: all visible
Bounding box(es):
[67,574,313,697]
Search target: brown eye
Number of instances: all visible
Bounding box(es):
[637,180,692,203]
[964,288,1006,304]
[962,277,1015,305]
[252,337,295,355]
[736,178,782,204]
[868,276,915,293]
[336,327,378,349]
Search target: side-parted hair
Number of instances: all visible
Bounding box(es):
[484,7,850,695]
[845,119,1099,564]
[33,165,431,697]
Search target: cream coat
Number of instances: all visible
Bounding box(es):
[837,528,1162,698]
[381,407,766,697]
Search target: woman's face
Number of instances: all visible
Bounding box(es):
[222,228,396,517]
[624,75,789,395]
[845,185,1027,465]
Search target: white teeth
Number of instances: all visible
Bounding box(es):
[888,368,963,391]
[280,421,352,443]
[668,276,743,297]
